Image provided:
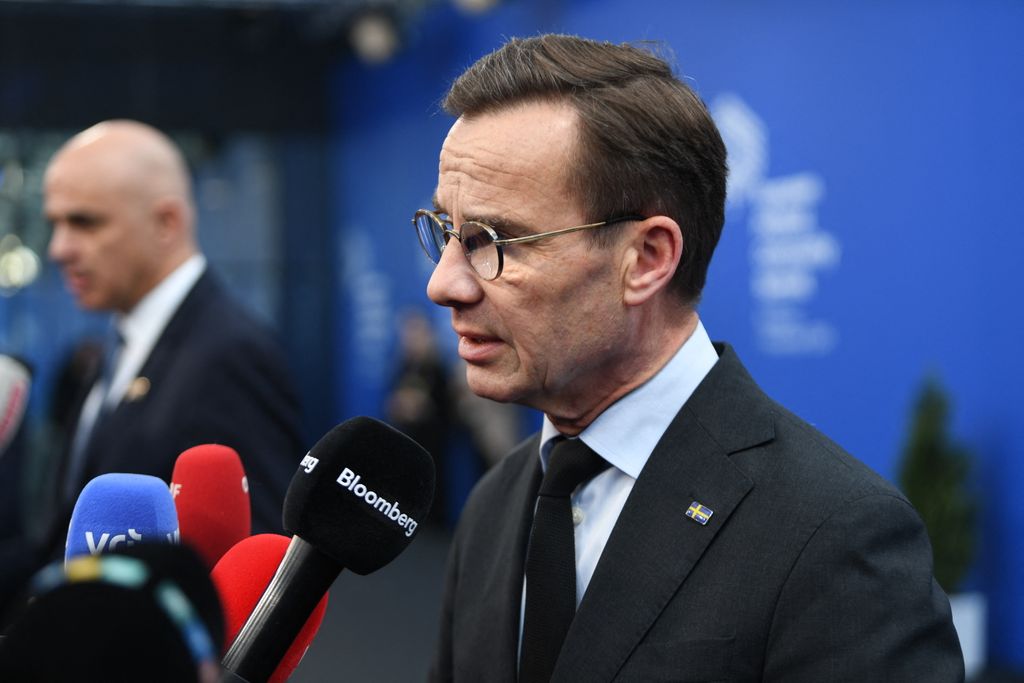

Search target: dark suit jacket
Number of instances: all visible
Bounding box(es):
[52,270,304,547]
[430,343,964,682]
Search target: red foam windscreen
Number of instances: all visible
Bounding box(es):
[211,534,329,683]
[171,444,251,569]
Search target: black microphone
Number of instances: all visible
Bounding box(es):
[221,416,435,683]
[0,545,222,682]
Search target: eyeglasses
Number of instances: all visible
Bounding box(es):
[412,209,643,281]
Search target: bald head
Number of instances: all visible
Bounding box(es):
[45,120,199,313]
[54,120,195,223]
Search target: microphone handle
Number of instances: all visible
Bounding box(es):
[222,536,339,682]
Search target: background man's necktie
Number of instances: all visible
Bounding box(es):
[63,329,124,501]
[519,438,610,682]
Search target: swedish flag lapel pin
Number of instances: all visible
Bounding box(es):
[685,501,713,526]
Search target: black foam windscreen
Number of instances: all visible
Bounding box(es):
[282,416,435,575]
[0,582,201,683]
[110,542,226,654]
[0,546,222,683]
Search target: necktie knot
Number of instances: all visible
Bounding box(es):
[106,328,124,362]
[98,328,125,407]
[539,438,609,498]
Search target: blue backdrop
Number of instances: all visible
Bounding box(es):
[329,0,1024,669]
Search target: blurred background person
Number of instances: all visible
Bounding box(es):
[38,120,304,560]
[387,308,528,528]
[386,308,453,527]
[450,359,526,472]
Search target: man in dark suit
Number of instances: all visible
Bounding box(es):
[419,35,964,681]
[43,120,304,545]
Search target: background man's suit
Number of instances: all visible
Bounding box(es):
[50,270,304,548]
[431,344,964,681]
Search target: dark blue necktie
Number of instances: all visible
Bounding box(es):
[64,328,124,501]
[519,438,609,682]
[96,328,124,413]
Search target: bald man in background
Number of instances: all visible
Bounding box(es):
[40,120,304,553]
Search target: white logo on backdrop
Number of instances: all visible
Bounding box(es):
[342,230,393,381]
[711,94,840,356]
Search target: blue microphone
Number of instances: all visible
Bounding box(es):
[65,473,180,564]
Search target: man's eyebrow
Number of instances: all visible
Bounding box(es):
[49,211,105,227]
[465,214,531,237]
[428,195,530,236]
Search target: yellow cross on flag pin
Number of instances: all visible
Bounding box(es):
[685,501,713,525]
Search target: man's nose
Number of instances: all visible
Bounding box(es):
[426,239,484,308]
[47,225,71,264]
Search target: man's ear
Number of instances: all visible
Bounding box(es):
[152,197,186,244]
[622,216,683,306]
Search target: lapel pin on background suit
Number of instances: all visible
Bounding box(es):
[685,501,713,525]
[124,377,151,402]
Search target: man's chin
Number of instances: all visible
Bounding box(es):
[71,292,109,312]
[465,368,520,405]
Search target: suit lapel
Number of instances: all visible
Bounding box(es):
[125,269,215,399]
[505,443,542,679]
[553,344,774,682]
[465,436,541,682]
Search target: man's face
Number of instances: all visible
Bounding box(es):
[45,149,164,313]
[427,101,632,417]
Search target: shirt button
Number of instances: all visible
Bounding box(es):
[572,507,585,526]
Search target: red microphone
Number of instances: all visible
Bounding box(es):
[170,444,251,569]
[211,534,329,682]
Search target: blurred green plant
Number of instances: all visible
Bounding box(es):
[898,376,976,593]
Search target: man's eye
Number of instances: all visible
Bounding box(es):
[462,230,492,252]
[68,214,104,230]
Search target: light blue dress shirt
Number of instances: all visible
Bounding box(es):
[525,318,719,630]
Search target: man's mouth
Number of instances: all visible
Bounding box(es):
[64,270,88,291]
[456,331,503,363]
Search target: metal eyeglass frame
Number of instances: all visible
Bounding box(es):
[412,209,644,281]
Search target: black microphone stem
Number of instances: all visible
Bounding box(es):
[222,536,338,682]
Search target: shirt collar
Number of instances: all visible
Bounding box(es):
[540,318,718,478]
[116,254,206,350]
